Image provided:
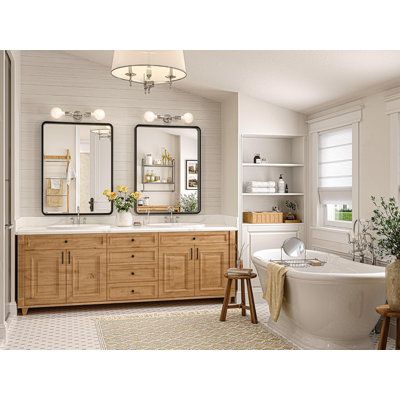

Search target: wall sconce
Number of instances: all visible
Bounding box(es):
[143,111,194,124]
[50,107,106,121]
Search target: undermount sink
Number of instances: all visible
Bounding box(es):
[48,224,110,230]
[147,222,206,228]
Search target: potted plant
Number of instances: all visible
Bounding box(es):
[179,193,198,213]
[284,200,297,221]
[370,196,400,311]
[103,186,141,227]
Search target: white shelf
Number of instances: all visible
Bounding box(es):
[242,163,304,167]
[242,192,304,196]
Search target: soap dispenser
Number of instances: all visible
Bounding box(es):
[278,174,285,193]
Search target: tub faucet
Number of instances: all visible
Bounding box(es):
[348,219,376,264]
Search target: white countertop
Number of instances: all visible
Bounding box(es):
[14,215,238,235]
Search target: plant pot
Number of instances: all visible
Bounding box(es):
[116,211,133,227]
[386,259,400,311]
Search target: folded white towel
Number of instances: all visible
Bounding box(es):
[246,181,276,188]
[50,179,61,190]
[246,187,276,193]
[66,164,76,186]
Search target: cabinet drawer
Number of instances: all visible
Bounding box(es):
[24,234,106,250]
[108,265,158,283]
[107,282,158,301]
[159,231,230,246]
[108,249,158,265]
[108,233,158,248]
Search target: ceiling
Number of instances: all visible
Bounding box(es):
[66,50,400,114]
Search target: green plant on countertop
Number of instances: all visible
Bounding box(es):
[370,196,400,259]
[179,193,198,212]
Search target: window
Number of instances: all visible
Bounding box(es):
[318,126,353,228]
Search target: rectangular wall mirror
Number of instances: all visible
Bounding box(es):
[42,122,113,215]
[134,124,201,214]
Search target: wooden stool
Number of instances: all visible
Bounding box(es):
[220,272,258,324]
[375,305,400,350]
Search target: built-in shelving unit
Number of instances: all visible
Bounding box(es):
[239,133,307,271]
[241,134,306,222]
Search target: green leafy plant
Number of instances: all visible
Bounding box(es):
[370,196,400,259]
[180,193,198,212]
[285,200,297,212]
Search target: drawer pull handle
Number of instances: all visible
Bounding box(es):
[64,240,68,243]
[192,237,196,240]
[131,238,135,242]
[131,289,135,293]
[131,272,135,275]
[131,254,135,258]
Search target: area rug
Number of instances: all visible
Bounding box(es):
[95,309,296,350]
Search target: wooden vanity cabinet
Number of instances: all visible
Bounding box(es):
[18,231,236,314]
[18,234,107,314]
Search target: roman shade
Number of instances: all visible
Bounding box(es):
[318,126,352,204]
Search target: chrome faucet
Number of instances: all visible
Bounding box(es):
[348,219,377,264]
[165,206,175,223]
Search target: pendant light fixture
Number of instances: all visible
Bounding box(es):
[111,50,187,94]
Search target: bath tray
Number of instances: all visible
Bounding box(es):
[270,258,326,268]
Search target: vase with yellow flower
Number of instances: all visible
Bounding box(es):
[103,186,141,227]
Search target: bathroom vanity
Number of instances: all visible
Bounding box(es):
[17,228,236,315]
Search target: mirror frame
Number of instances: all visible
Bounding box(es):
[41,121,114,216]
[134,124,201,215]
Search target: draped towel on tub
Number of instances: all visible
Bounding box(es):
[263,262,288,322]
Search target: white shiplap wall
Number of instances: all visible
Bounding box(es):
[20,51,222,217]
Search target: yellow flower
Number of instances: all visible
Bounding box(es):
[130,191,141,200]
[117,185,128,193]
[108,192,117,200]
[103,189,111,196]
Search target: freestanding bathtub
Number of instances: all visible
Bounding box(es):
[252,249,386,350]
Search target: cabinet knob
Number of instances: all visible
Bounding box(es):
[131,238,135,242]
[192,237,196,240]
[131,289,135,293]
[131,272,135,275]
[131,254,135,258]
[64,240,68,243]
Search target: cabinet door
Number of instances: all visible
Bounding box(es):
[24,250,66,305]
[159,246,194,298]
[66,249,107,303]
[194,245,229,297]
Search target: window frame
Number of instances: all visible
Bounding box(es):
[308,105,360,233]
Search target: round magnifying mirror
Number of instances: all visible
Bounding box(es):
[282,237,305,257]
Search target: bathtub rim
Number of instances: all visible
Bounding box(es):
[252,250,385,282]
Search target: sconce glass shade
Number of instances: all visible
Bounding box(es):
[111,51,187,85]
[144,111,157,122]
[50,107,65,119]
[92,109,106,121]
[182,112,194,124]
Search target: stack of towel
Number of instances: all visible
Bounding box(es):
[245,181,276,193]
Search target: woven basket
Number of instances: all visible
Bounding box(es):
[243,211,284,224]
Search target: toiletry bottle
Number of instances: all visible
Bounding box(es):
[145,154,153,165]
[278,174,285,193]
[253,153,261,164]
[285,183,289,193]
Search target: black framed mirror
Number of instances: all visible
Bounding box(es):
[41,121,113,215]
[134,124,201,214]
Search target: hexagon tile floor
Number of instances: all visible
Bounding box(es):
[0,299,394,350]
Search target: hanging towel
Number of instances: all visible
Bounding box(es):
[66,164,76,186]
[246,181,276,188]
[50,178,61,190]
[262,262,288,322]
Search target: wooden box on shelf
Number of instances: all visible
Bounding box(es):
[243,211,284,224]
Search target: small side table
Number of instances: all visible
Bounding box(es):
[220,271,258,324]
[375,304,400,350]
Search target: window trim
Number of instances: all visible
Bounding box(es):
[308,104,361,233]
